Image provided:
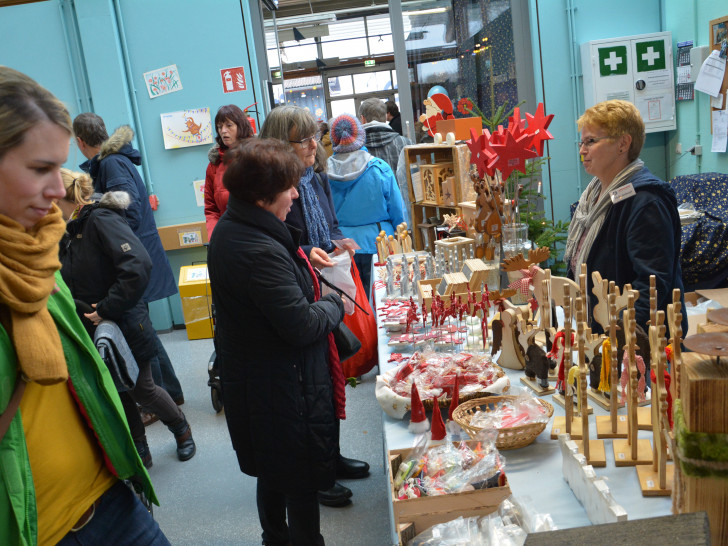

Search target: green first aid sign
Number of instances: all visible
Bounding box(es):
[598,46,628,76]
[635,40,666,72]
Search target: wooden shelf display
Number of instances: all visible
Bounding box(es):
[404,143,475,251]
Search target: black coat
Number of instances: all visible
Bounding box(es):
[285,171,343,253]
[389,113,403,135]
[81,125,177,303]
[59,192,157,363]
[208,195,344,492]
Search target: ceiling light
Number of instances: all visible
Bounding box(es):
[406,7,447,16]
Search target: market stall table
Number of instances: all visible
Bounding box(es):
[373,282,672,544]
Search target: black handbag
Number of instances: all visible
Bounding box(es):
[332,322,361,362]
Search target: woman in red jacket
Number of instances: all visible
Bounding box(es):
[204,105,254,236]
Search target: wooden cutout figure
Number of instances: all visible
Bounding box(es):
[591,272,630,333]
[638,275,659,431]
[551,283,583,440]
[612,294,653,466]
[574,297,606,466]
[636,311,674,495]
[596,290,629,439]
[495,307,525,370]
[666,288,683,419]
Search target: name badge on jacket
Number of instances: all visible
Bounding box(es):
[610,183,636,204]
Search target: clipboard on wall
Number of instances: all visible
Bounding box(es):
[709,15,728,133]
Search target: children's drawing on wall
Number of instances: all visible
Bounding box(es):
[193,179,205,207]
[144,64,183,99]
[160,108,213,149]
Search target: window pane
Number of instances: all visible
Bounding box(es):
[392,70,398,90]
[329,98,356,120]
[322,38,368,60]
[272,84,284,106]
[279,39,317,65]
[353,70,392,93]
[328,75,353,97]
[368,34,393,55]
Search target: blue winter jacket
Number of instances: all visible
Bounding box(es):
[80,126,177,303]
[567,166,688,335]
[326,148,406,254]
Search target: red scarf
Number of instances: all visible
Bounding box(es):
[297,248,346,419]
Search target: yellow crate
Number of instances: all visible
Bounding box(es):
[178,265,213,340]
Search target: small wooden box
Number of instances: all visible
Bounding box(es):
[438,272,469,296]
[435,116,483,141]
[462,259,488,289]
[420,162,455,205]
[458,201,477,237]
[389,444,511,545]
[441,177,457,206]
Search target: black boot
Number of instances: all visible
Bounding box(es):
[318,482,352,507]
[133,436,153,469]
[167,415,196,461]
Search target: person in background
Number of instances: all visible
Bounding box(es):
[319,120,333,158]
[327,113,406,301]
[259,105,371,509]
[58,168,196,466]
[385,99,403,135]
[0,65,168,546]
[565,99,687,335]
[73,113,185,414]
[209,138,345,545]
[359,98,412,225]
[205,104,255,237]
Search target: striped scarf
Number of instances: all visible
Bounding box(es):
[299,167,332,251]
[565,159,644,273]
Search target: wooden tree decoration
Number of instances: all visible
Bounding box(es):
[591,271,630,333]
[596,290,628,439]
[613,294,653,466]
[636,311,674,495]
[551,283,583,440]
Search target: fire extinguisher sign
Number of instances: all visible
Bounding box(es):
[220,66,247,93]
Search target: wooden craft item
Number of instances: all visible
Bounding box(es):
[461,259,488,290]
[612,297,653,466]
[683,332,728,366]
[559,434,627,525]
[596,290,628,439]
[636,311,674,496]
[495,308,526,370]
[574,297,606,466]
[666,288,683,417]
[438,272,468,296]
[500,247,550,273]
[706,307,728,326]
[419,162,454,205]
[440,176,457,206]
[591,271,631,339]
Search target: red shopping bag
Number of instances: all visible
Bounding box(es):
[341,261,378,378]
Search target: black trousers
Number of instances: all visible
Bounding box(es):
[256,477,324,546]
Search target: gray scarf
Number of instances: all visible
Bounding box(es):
[565,159,644,273]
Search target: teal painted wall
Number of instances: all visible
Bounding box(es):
[665,1,728,178]
[1,0,264,330]
[528,0,666,225]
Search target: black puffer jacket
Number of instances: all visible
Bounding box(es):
[209,195,344,492]
[59,191,157,362]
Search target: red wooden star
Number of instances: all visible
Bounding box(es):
[467,128,497,178]
[508,107,527,133]
[525,103,554,156]
[489,129,538,180]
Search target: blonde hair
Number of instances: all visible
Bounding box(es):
[577,100,645,161]
[61,168,94,206]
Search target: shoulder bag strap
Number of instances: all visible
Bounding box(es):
[0,375,27,441]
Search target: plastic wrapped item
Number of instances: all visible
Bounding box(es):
[320,251,356,315]
[677,202,704,225]
[468,388,550,430]
[408,495,556,546]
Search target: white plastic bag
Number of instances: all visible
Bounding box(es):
[320,251,357,314]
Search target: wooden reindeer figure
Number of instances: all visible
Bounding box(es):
[521,278,556,395]
[501,247,551,307]
[551,283,583,440]
[666,288,683,423]
[637,275,659,431]
[636,311,674,495]
[591,271,630,333]
[574,297,606,466]
[612,294,653,466]
[596,290,628,439]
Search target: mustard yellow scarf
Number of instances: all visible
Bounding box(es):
[0,205,68,384]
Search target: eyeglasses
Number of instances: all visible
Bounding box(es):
[577,136,612,149]
[289,131,322,147]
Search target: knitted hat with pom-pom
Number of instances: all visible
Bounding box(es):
[330,114,365,153]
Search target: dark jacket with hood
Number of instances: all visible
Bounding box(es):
[389,112,403,135]
[567,166,688,335]
[208,195,344,492]
[81,125,177,303]
[204,144,229,237]
[59,191,157,363]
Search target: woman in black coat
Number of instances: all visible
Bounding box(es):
[208,139,344,546]
[57,169,195,467]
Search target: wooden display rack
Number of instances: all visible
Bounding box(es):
[596,291,628,439]
[404,143,474,251]
[612,295,653,467]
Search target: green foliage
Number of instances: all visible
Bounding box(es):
[468,100,525,133]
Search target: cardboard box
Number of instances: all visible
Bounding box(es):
[178,265,213,340]
[389,444,511,545]
[158,221,208,251]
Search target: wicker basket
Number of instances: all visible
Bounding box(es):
[420,365,508,410]
[452,395,554,450]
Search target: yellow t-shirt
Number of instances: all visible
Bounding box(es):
[19,380,116,545]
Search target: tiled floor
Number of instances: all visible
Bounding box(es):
[144,329,392,545]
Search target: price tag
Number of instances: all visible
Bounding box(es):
[618,452,626,460]
[647,480,655,488]
[619,415,626,422]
